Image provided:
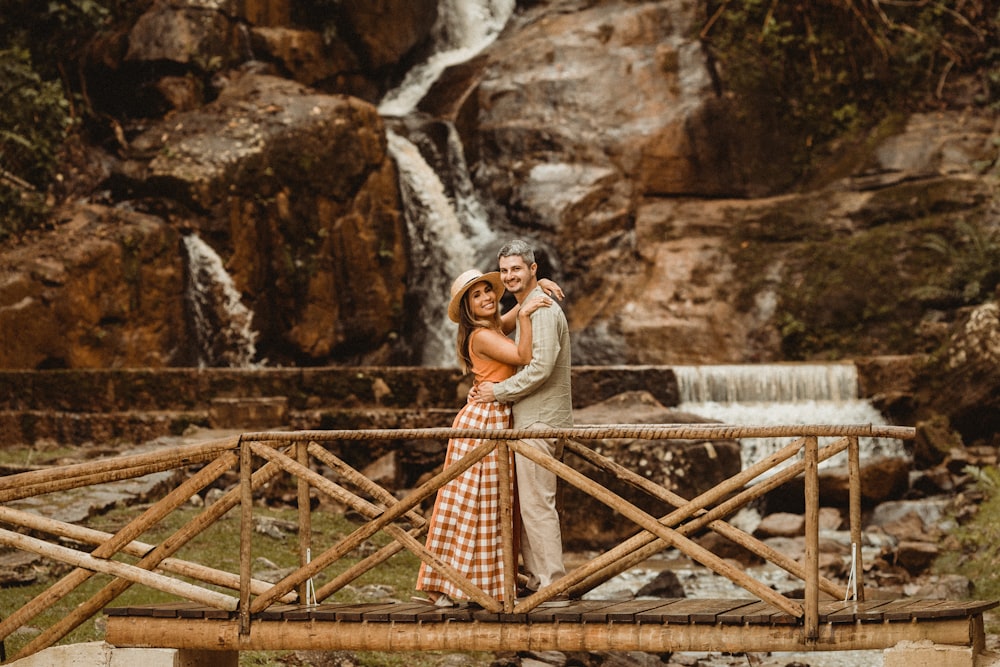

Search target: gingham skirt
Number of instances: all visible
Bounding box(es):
[415,399,515,600]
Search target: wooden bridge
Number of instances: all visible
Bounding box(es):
[0,423,994,665]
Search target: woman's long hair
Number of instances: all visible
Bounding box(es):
[455,290,503,374]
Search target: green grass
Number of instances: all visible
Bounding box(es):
[0,440,83,469]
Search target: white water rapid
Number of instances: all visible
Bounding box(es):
[378,0,515,117]
[387,131,481,365]
[674,363,908,474]
[182,234,259,368]
[381,0,515,365]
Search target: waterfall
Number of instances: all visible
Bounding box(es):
[379,0,515,117]
[674,363,908,473]
[182,234,259,368]
[387,131,479,365]
[381,0,514,365]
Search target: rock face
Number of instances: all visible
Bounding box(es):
[0,205,185,368]
[917,301,1000,445]
[1,69,410,367]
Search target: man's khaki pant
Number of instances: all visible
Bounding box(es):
[516,422,567,591]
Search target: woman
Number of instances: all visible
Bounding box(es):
[414,268,554,606]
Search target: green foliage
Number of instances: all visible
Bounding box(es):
[0,0,112,79]
[0,47,70,240]
[0,1,141,240]
[934,466,1000,627]
[909,220,1000,307]
[767,222,935,359]
[701,0,1000,160]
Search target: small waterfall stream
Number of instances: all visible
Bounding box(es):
[387,131,481,365]
[378,0,515,117]
[380,0,514,366]
[182,234,259,368]
[674,363,908,473]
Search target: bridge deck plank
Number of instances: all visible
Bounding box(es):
[104,597,996,625]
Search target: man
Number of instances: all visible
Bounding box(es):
[475,239,573,604]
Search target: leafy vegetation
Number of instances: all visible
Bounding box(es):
[0,1,150,240]
[700,0,1000,176]
[0,48,70,241]
[934,465,1000,631]
[910,220,1000,307]
[1,1,107,240]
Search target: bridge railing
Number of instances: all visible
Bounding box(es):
[0,423,915,662]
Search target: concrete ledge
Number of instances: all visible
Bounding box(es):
[209,396,288,429]
[884,640,975,667]
[5,641,237,667]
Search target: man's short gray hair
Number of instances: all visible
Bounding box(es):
[497,239,535,266]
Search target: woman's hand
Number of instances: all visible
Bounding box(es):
[519,295,552,318]
[538,278,565,301]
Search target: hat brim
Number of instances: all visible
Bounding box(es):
[448,271,505,323]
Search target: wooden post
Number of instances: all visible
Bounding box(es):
[498,440,516,612]
[0,505,294,601]
[239,437,253,636]
[566,438,849,600]
[252,441,502,611]
[297,440,312,605]
[564,437,848,600]
[0,438,238,502]
[0,528,236,609]
[307,443,426,528]
[804,436,819,640]
[313,528,421,601]
[848,435,865,601]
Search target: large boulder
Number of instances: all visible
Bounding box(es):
[114,72,409,365]
[0,205,186,368]
[916,300,1000,445]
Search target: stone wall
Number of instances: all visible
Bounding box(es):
[0,366,679,446]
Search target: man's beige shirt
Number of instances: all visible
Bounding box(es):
[492,285,573,427]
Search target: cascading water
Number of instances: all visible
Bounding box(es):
[182,234,259,368]
[674,363,908,473]
[378,0,515,117]
[380,0,515,366]
[387,131,480,365]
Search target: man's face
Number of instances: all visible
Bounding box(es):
[498,254,537,299]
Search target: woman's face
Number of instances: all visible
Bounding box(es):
[466,281,498,320]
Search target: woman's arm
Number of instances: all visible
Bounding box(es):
[474,296,550,365]
[500,278,564,334]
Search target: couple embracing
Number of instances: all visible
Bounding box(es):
[415,239,573,608]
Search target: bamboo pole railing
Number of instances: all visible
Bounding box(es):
[0,423,915,663]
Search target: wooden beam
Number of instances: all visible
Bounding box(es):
[0,505,294,602]
[0,528,236,610]
[105,616,979,653]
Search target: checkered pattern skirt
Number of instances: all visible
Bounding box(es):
[415,399,515,600]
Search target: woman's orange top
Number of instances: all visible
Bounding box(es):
[468,328,516,385]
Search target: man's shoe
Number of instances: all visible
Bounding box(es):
[538,594,571,608]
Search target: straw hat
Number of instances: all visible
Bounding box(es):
[448,269,505,323]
